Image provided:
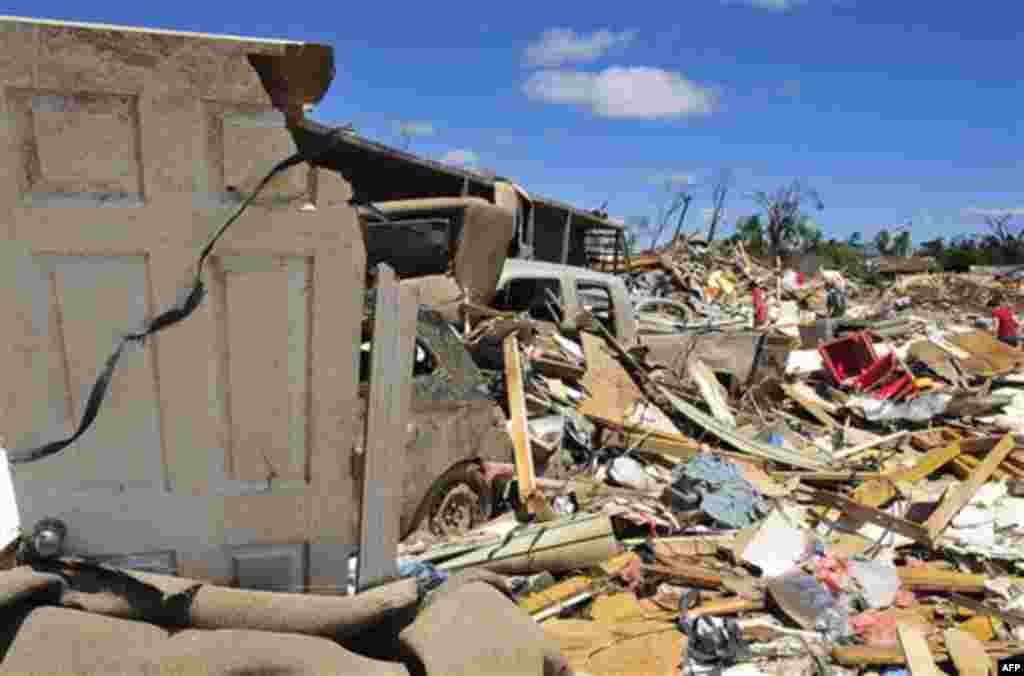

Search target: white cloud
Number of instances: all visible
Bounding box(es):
[723,0,809,10]
[441,149,479,166]
[524,28,637,68]
[649,173,698,188]
[965,207,1024,217]
[777,79,802,100]
[396,120,435,138]
[524,67,717,119]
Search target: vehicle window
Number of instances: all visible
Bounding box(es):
[359,336,437,384]
[493,278,563,323]
[577,282,616,337]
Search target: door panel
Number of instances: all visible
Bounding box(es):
[0,18,365,592]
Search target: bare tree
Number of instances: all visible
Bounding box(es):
[749,180,824,257]
[670,194,694,245]
[649,179,695,249]
[706,169,733,242]
[984,212,1023,262]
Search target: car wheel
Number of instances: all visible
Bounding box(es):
[422,464,492,538]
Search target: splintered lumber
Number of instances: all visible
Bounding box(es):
[805,488,930,544]
[839,440,964,511]
[437,513,621,576]
[944,629,995,676]
[923,433,1016,542]
[689,596,766,618]
[780,382,839,428]
[577,333,690,443]
[897,566,1024,593]
[657,387,827,470]
[833,644,947,667]
[519,576,596,615]
[832,430,910,461]
[950,593,1024,626]
[641,563,724,589]
[504,334,556,521]
[504,333,535,505]
[358,265,418,591]
[584,321,825,470]
[687,357,736,426]
[898,623,944,676]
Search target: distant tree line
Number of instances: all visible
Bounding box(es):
[625,174,1023,274]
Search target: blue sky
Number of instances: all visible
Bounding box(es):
[7,1,1021,245]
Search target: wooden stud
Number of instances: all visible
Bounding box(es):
[924,433,1015,543]
[897,623,943,676]
[357,264,418,590]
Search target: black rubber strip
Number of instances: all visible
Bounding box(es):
[9,128,348,464]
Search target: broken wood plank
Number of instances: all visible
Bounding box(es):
[641,563,724,589]
[835,641,1024,667]
[583,321,825,470]
[833,644,947,667]
[781,382,840,428]
[836,440,964,512]
[898,623,944,676]
[358,264,418,591]
[923,433,1016,542]
[578,333,689,442]
[891,441,964,483]
[657,386,827,470]
[944,629,995,676]
[804,488,931,544]
[773,471,884,482]
[957,453,1014,481]
[438,513,620,575]
[687,357,736,426]
[833,430,910,462]
[519,575,595,615]
[950,593,1024,627]
[503,333,555,521]
[688,596,765,619]
[897,566,1024,593]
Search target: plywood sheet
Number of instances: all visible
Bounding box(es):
[578,333,685,440]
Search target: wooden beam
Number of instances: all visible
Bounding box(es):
[898,623,943,676]
[503,334,555,519]
[924,433,1015,543]
[641,563,724,589]
[832,430,910,461]
[687,357,736,426]
[780,383,839,429]
[358,264,418,590]
[504,333,534,506]
[805,488,930,544]
[896,566,1024,593]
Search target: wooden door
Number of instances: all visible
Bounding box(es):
[0,18,366,593]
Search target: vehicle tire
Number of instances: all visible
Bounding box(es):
[417,463,493,538]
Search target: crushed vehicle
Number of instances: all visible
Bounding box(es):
[491,259,793,392]
[358,296,512,537]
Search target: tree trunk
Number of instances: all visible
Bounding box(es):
[671,196,693,244]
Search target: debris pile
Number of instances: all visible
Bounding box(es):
[8,235,1024,676]
[392,245,1024,676]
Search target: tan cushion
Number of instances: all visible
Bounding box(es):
[158,629,410,676]
[1,606,168,674]
[400,581,569,676]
